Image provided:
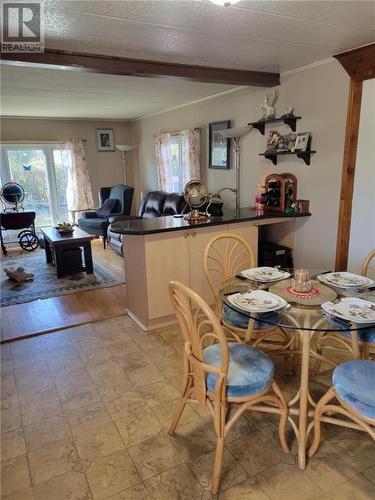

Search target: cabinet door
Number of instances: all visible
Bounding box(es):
[145,231,190,319]
[188,225,227,305]
[226,222,259,264]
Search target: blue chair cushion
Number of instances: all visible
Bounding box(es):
[323,317,375,343]
[222,304,280,331]
[203,342,274,398]
[340,328,375,343]
[333,360,375,420]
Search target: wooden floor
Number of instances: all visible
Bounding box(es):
[1,284,127,343]
[1,240,127,343]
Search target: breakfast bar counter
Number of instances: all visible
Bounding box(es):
[110,208,310,235]
[111,209,311,330]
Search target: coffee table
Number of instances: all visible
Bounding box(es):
[41,227,94,278]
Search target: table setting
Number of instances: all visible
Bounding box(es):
[218,266,375,471]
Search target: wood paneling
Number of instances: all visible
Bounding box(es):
[1,49,280,87]
[335,79,363,271]
[335,43,375,82]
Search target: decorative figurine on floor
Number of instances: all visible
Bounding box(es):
[4,266,34,282]
[56,222,75,235]
[261,88,279,120]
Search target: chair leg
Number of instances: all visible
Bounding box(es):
[211,436,225,495]
[362,342,370,360]
[168,375,192,434]
[272,381,290,453]
[308,387,335,458]
[211,397,227,495]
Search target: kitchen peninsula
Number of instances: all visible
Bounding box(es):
[111,209,311,330]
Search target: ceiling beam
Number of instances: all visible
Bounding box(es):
[334,43,375,82]
[0,49,280,87]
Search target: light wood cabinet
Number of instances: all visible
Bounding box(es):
[124,220,291,331]
[145,232,190,320]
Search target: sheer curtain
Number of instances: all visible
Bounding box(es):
[154,132,174,192]
[154,128,200,192]
[181,128,200,186]
[60,139,94,217]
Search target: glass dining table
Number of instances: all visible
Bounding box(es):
[218,270,375,470]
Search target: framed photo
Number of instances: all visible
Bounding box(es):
[96,128,115,151]
[294,132,310,152]
[209,120,231,169]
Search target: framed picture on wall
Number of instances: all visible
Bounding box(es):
[96,128,115,151]
[209,120,231,169]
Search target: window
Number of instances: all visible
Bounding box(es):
[170,135,184,193]
[1,144,69,227]
[155,128,200,193]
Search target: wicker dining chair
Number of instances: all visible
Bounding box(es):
[315,248,375,364]
[168,280,289,494]
[203,233,294,353]
[309,360,375,458]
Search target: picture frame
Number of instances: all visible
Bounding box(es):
[294,132,310,152]
[96,128,115,151]
[209,120,231,169]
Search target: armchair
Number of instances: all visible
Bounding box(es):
[77,184,134,248]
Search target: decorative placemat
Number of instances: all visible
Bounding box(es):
[269,279,337,305]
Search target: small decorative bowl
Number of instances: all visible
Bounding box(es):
[56,223,74,235]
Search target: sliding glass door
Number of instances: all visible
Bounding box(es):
[1,144,69,227]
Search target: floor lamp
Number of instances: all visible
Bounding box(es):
[115,144,136,185]
[219,126,252,214]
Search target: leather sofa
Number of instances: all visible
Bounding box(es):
[108,190,187,255]
[77,184,134,248]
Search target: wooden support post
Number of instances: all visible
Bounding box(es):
[334,79,363,271]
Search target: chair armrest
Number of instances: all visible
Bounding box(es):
[83,211,98,219]
[108,215,141,224]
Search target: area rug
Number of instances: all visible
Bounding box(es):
[1,249,124,307]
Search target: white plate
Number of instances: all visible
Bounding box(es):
[317,272,374,289]
[241,267,291,283]
[228,290,288,313]
[322,298,375,324]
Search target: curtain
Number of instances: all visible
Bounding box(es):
[154,132,174,192]
[181,128,201,186]
[154,128,201,192]
[60,139,94,216]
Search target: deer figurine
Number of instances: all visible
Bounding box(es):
[261,88,279,120]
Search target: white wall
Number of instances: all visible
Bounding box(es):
[0,118,132,206]
[348,79,375,274]
[130,60,350,269]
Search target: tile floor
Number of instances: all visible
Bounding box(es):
[1,316,374,499]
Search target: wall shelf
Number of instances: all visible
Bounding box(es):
[259,150,316,166]
[248,116,301,135]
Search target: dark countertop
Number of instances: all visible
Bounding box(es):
[110,209,311,236]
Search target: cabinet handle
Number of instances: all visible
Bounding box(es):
[191,231,197,238]
[183,232,189,239]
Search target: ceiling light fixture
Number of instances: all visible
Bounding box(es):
[209,0,241,6]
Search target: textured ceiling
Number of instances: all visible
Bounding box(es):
[42,0,375,72]
[0,66,235,119]
[1,0,374,119]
